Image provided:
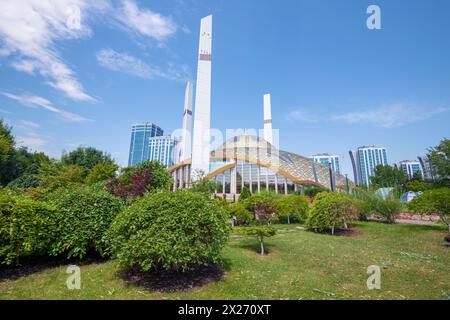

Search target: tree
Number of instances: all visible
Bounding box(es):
[406,180,434,192]
[236,226,276,256]
[275,194,309,224]
[409,189,450,234]
[61,147,113,170]
[86,161,118,185]
[239,186,252,202]
[0,119,15,186]
[39,162,87,191]
[370,165,408,190]
[246,190,279,224]
[427,138,450,187]
[107,161,172,200]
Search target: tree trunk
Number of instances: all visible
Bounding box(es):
[331,224,335,236]
[343,219,348,230]
[288,215,290,224]
[259,235,265,256]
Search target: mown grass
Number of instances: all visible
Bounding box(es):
[0,222,449,300]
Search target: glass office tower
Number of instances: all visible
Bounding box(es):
[312,154,341,174]
[128,123,163,167]
[148,136,178,168]
[349,146,388,186]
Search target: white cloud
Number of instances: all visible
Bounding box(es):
[286,109,319,123]
[18,120,41,130]
[0,0,108,101]
[96,48,190,82]
[16,132,49,150]
[1,92,92,123]
[117,0,177,41]
[332,104,449,128]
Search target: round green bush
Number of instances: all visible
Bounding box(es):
[50,185,123,260]
[0,189,55,265]
[275,194,309,224]
[306,192,358,234]
[108,190,231,272]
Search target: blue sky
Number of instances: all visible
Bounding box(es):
[0,0,449,176]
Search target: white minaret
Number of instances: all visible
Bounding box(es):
[263,94,273,145]
[191,15,213,179]
[179,81,193,161]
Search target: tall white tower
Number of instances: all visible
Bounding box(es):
[263,94,273,145]
[179,81,193,161]
[191,15,213,179]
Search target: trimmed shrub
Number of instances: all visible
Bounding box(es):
[49,185,123,260]
[108,190,231,272]
[0,189,55,265]
[275,194,309,224]
[306,192,358,234]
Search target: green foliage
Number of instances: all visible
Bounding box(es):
[49,185,123,260]
[236,225,276,255]
[239,186,252,202]
[406,180,434,192]
[370,165,408,190]
[427,138,450,187]
[86,161,118,185]
[0,119,15,186]
[107,161,173,200]
[302,186,328,198]
[0,189,55,265]
[246,190,279,224]
[108,190,231,272]
[350,189,403,224]
[61,146,114,170]
[409,188,450,232]
[306,192,358,234]
[228,202,254,225]
[39,162,87,191]
[275,194,309,224]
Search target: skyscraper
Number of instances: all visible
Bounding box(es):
[148,136,178,168]
[312,154,341,174]
[179,81,193,162]
[128,123,163,167]
[263,94,273,145]
[399,160,423,180]
[349,146,388,186]
[191,15,213,178]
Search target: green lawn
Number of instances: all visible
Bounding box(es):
[0,222,449,300]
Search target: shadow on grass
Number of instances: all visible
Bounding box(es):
[0,254,107,282]
[120,264,225,293]
[236,241,276,256]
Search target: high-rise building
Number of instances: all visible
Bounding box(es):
[148,136,178,168]
[349,146,388,186]
[191,15,213,179]
[399,160,423,180]
[263,94,273,145]
[312,154,341,174]
[128,123,163,166]
[178,82,193,162]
